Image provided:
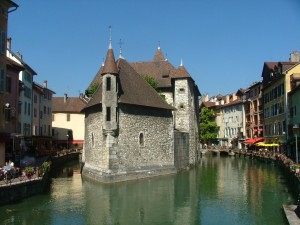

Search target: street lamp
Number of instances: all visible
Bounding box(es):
[293,124,300,164]
[66,134,69,149]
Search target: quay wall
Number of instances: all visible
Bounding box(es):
[0,150,80,206]
[0,177,47,206]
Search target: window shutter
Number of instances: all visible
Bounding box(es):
[0,31,6,54]
[0,68,4,92]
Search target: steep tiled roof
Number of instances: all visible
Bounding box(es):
[153,48,165,61]
[84,57,175,111]
[130,60,176,88]
[173,65,191,78]
[52,97,86,113]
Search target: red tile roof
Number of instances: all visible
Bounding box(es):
[52,97,86,113]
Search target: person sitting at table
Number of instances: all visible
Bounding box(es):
[9,160,14,168]
[3,162,11,174]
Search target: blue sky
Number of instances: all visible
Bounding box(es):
[8,0,300,97]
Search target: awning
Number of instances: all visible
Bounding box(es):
[243,137,264,145]
[256,142,279,147]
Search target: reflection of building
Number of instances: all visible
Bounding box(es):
[244,81,263,139]
[52,93,86,148]
[261,51,300,152]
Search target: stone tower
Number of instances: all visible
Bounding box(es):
[101,41,119,138]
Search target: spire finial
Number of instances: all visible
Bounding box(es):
[118,38,125,59]
[108,25,112,49]
[158,41,160,50]
[102,58,105,66]
[180,58,183,66]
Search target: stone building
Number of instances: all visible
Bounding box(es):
[82,42,177,182]
[130,47,201,164]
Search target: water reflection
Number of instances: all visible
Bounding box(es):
[0,154,294,225]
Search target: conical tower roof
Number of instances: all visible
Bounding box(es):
[153,47,165,61]
[101,46,118,76]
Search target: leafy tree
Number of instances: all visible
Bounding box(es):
[199,107,219,144]
[85,82,100,97]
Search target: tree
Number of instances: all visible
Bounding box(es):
[85,82,100,97]
[199,107,219,144]
[143,75,158,91]
[142,75,165,100]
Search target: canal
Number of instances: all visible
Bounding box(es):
[0,153,296,225]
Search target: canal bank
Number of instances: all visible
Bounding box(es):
[234,149,300,224]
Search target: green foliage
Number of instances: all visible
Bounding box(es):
[142,74,167,101]
[199,107,219,142]
[142,75,158,91]
[85,82,100,97]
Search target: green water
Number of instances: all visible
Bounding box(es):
[0,154,295,225]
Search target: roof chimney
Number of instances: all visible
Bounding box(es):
[16,51,22,60]
[290,51,299,62]
[43,80,47,88]
[7,37,11,50]
[64,93,68,103]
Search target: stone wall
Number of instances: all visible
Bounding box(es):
[117,104,174,170]
[174,131,189,169]
[82,104,176,182]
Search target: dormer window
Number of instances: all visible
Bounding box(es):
[106,77,111,91]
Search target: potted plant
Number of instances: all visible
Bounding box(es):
[24,166,34,179]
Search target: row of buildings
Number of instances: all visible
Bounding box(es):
[201,51,300,158]
[0,0,55,166]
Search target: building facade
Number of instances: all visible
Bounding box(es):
[261,52,300,152]
[0,0,18,166]
[52,93,86,149]
[244,82,263,139]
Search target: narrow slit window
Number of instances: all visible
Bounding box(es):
[106,77,111,91]
[139,133,144,146]
[106,107,111,121]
